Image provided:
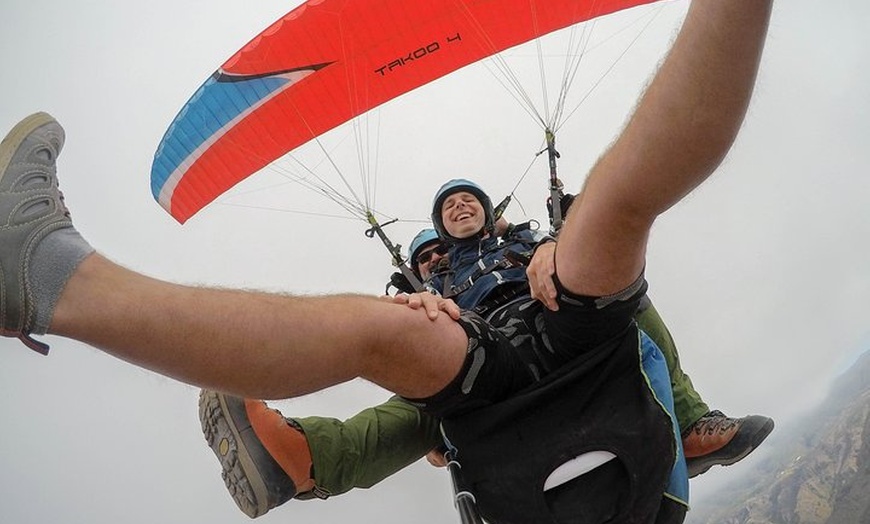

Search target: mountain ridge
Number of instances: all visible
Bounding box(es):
[686,350,870,524]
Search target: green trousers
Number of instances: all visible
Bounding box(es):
[295,301,708,496]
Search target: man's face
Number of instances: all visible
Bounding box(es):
[441,191,485,239]
[415,242,447,280]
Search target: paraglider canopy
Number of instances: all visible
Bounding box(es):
[151,0,662,224]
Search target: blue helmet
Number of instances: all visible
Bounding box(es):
[430,178,494,242]
[408,228,440,267]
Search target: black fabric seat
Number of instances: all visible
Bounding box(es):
[441,324,680,524]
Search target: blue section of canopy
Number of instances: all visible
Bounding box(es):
[150,74,289,199]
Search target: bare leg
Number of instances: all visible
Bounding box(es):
[49,253,467,400]
[556,0,774,296]
[0,112,466,404]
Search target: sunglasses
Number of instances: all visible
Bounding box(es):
[416,243,449,266]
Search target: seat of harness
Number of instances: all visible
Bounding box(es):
[440,323,677,524]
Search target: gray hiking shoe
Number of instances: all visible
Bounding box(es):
[683,410,775,478]
[0,112,68,355]
[199,390,302,518]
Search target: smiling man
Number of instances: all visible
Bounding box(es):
[408,228,447,282]
[438,186,488,239]
[428,178,773,472]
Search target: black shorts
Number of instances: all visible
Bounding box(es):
[407,273,681,524]
[407,274,648,418]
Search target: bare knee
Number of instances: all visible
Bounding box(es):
[361,308,468,399]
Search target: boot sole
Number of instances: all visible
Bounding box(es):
[199,390,270,518]
[0,112,56,176]
[687,417,775,478]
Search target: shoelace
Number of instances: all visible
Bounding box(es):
[692,410,739,435]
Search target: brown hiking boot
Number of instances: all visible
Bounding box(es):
[682,410,774,478]
[199,391,323,518]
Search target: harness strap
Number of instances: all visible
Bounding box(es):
[472,282,530,318]
[442,257,516,299]
[439,223,543,300]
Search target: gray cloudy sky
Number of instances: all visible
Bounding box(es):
[1,1,868,523]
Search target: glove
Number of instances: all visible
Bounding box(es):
[547,192,575,219]
[388,271,416,294]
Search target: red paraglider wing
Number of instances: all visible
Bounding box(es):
[151,0,661,223]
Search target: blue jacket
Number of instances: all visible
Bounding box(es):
[431,228,539,310]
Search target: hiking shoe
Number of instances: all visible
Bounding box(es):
[682,410,774,478]
[0,112,67,354]
[199,391,317,518]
